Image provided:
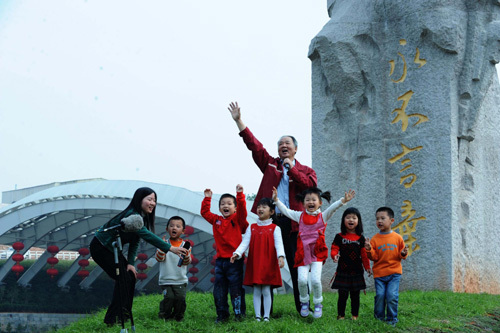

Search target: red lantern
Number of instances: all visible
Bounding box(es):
[210,268,215,275]
[47,245,59,255]
[12,242,24,251]
[12,265,24,274]
[184,225,194,236]
[136,253,148,281]
[210,255,217,266]
[212,243,217,250]
[188,267,199,274]
[137,263,148,271]
[77,270,89,278]
[191,257,199,266]
[188,276,198,284]
[77,259,90,280]
[47,257,59,265]
[210,277,215,283]
[136,273,147,281]
[11,242,25,277]
[45,245,59,281]
[188,239,194,247]
[78,248,90,256]
[78,259,89,267]
[47,268,59,278]
[12,254,24,262]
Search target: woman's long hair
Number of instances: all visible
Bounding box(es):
[112,187,157,232]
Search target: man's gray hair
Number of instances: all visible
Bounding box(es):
[277,135,298,148]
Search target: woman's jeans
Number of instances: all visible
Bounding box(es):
[374,273,401,324]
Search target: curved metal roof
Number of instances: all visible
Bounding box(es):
[0,179,287,293]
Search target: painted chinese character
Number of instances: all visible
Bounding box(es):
[392,200,426,256]
[391,91,429,131]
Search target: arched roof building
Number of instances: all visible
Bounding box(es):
[0,180,290,292]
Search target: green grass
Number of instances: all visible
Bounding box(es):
[57,290,500,332]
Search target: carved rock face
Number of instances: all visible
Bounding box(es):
[310,1,500,293]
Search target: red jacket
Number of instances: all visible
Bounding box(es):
[239,127,317,232]
[200,192,249,258]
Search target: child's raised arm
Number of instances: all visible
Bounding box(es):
[272,187,302,223]
[200,188,218,224]
[323,189,355,221]
[341,189,356,204]
[235,184,249,233]
[272,187,278,202]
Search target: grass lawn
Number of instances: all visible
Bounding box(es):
[57,290,500,332]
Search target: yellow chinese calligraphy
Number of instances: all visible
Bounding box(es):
[392,200,426,256]
[391,91,429,131]
[388,143,423,164]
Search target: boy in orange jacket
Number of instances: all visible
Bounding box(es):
[365,207,408,326]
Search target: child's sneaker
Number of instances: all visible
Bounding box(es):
[263,317,269,322]
[300,302,310,317]
[313,304,323,318]
[255,317,261,322]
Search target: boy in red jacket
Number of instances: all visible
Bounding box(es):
[201,184,249,323]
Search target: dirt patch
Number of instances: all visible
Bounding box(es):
[462,308,500,332]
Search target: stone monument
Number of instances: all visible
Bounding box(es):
[309,0,500,293]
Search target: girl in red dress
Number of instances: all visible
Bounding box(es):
[231,198,285,322]
[273,186,355,319]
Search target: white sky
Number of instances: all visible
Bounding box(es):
[1,1,499,198]
[0,0,329,197]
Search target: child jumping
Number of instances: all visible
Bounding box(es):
[155,216,192,321]
[201,184,249,323]
[231,198,285,322]
[364,207,408,326]
[330,207,372,320]
[273,186,355,318]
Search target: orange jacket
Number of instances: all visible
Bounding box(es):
[367,231,407,278]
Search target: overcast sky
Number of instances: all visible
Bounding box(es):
[0,1,329,197]
[1,2,499,199]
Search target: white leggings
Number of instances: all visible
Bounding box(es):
[253,285,272,318]
[297,262,323,305]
